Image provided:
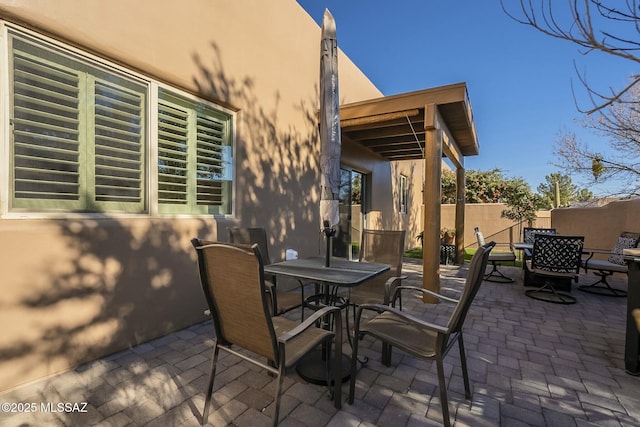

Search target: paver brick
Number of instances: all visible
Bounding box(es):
[3,265,640,426]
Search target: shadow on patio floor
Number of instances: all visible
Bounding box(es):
[1,264,639,426]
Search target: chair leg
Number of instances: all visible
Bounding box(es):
[202,341,220,426]
[348,315,362,405]
[381,343,392,366]
[346,302,369,366]
[578,271,627,297]
[435,355,451,427]
[525,281,576,305]
[333,310,342,409]
[457,334,471,399]
[484,262,515,283]
[272,360,286,427]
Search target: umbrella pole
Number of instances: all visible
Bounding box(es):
[323,220,336,267]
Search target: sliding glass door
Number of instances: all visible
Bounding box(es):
[333,168,366,260]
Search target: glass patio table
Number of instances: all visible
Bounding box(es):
[264,256,390,384]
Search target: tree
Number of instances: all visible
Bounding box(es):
[554,112,640,197]
[577,188,594,201]
[441,169,457,204]
[441,168,515,204]
[501,0,640,114]
[503,1,640,196]
[536,172,593,208]
[501,180,545,238]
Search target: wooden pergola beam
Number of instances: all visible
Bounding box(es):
[422,103,442,304]
[422,103,467,299]
[340,109,420,128]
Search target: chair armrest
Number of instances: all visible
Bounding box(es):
[584,248,614,255]
[263,281,279,315]
[278,306,340,343]
[383,275,407,304]
[392,285,459,305]
[581,248,614,270]
[357,302,449,335]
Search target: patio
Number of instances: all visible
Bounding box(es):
[1,262,639,427]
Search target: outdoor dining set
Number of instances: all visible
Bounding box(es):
[190,225,640,426]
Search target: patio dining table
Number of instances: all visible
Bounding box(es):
[264,256,389,385]
[513,242,533,251]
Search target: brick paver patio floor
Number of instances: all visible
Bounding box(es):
[1,262,639,426]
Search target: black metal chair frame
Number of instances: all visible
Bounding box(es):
[524,234,584,305]
[474,227,516,283]
[579,231,640,297]
[522,228,557,286]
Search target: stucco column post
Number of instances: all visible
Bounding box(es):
[423,107,442,303]
[455,166,465,263]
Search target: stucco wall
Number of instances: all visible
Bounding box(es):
[551,198,640,256]
[0,0,390,390]
[440,203,552,248]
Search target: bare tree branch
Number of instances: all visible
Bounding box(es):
[501,0,640,113]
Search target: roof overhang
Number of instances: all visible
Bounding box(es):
[339,82,479,165]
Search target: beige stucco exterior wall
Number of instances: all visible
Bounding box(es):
[0,0,398,391]
[551,198,640,255]
[440,203,552,248]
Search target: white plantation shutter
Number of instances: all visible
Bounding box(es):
[10,34,146,212]
[158,91,232,214]
[196,114,226,206]
[158,100,189,205]
[6,28,233,216]
[11,41,82,209]
[93,79,145,208]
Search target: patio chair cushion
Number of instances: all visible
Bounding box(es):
[609,236,638,265]
[490,252,517,262]
[583,258,628,274]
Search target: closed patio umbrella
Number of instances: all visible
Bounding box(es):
[319,8,341,266]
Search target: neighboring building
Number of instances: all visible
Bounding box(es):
[0,0,478,391]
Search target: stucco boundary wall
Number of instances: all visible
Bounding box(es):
[440,203,551,249]
[439,199,640,257]
[551,198,640,259]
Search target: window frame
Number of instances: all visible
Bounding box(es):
[0,22,236,219]
[155,88,235,216]
[399,174,408,214]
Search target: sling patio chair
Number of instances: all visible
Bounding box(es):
[191,239,342,426]
[524,234,584,305]
[474,226,516,283]
[345,229,406,358]
[229,227,305,318]
[579,231,640,297]
[348,241,494,427]
[347,229,406,309]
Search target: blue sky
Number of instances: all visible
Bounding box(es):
[297,0,635,195]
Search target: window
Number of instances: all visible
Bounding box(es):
[5,26,234,216]
[399,175,408,214]
[10,33,146,213]
[157,90,233,215]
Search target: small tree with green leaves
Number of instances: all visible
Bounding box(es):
[536,173,593,209]
[501,180,545,238]
[441,168,517,204]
